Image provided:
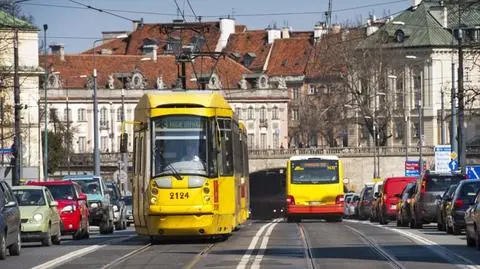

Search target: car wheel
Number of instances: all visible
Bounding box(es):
[466,228,476,247]
[72,230,82,240]
[52,233,61,245]
[114,221,122,231]
[475,227,480,250]
[0,233,7,260]
[42,228,52,247]
[122,220,127,230]
[108,221,114,234]
[99,221,108,234]
[9,231,21,256]
[452,224,461,235]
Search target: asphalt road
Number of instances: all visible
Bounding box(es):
[3,220,480,269]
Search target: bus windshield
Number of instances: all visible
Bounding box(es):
[152,115,216,177]
[290,159,339,184]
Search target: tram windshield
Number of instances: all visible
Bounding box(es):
[152,115,216,177]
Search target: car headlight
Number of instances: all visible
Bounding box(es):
[33,213,43,222]
[62,205,76,212]
[90,203,99,208]
[113,205,119,212]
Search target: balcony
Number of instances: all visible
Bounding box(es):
[259,119,268,128]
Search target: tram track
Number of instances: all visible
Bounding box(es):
[184,243,217,269]
[298,223,317,269]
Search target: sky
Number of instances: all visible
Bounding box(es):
[20,0,410,53]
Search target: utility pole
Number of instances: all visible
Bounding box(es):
[12,28,21,186]
[457,29,466,171]
[441,89,446,145]
[66,88,70,175]
[120,88,128,195]
[43,24,48,181]
[451,62,457,154]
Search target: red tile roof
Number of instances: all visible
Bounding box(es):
[222,30,270,72]
[40,54,251,90]
[266,38,313,77]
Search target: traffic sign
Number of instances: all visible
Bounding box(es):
[435,145,451,173]
[466,165,480,179]
[448,159,459,172]
[451,151,457,160]
[405,160,420,177]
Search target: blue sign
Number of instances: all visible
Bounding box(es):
[0,148,13,154]
[405,160,420,177]
[448,160,459,172]
[466,166,480,179]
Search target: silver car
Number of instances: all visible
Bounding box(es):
[123,195,133,226]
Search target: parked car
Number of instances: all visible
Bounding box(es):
[396,182,417,227]
[0,180,21,260]
[64,175,114,234]
[377,176,416,225]
[465,190,480,247]
[123,195,133,226]
[370,181,384,222]
[105,181,127,230]
[435,184,458,231]
[410,170,465,229]
[358,184,374,220]
[11,186,61,246]
[27,180,90,239]
[445,180,480,235]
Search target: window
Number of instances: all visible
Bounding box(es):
[260,133,267,149]
[101,136,108,152]
[235,107,241,120]
[63,108,72,122]
[248,134,254,149]
[308,86,316,95]
[273,132,279,148]
[395,121,404,139]
[248,106,254,120]
[78,137,86,153]
[413,122,420,138]
[218,118,233,176]
[260,106,266,121]
[100,107,108,128]
[272,106,279,119]
[413,74,421,107]
[49,108,57,122]
[117,108,123,122]
[127,109,132,120]
[292,109,299,121]
[78,108,86,122]
[292,88,299,99]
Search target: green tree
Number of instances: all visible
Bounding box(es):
[42,109,74,175]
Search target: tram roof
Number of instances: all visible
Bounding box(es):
[139,90,232,110]
[289,155,339,161]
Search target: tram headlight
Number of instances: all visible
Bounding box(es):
[203,187,210,194]
[151,188,158,195]
[150,197,157,204]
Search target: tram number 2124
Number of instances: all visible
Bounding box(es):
[169,192,190,200]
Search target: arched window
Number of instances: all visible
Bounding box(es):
[260,106,266,121]
[248,106,254,120]
[100,107,108,127]
[272,106,278,119]
[117,108,123,122]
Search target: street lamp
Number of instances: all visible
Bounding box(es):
[92,34,128,176]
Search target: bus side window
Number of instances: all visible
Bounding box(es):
[218,119,233,176]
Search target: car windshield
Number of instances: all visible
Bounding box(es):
[152,115,216,177]
[45,185,76,200]
[444,184,458,199]
[123,196,132,205]
[106,183,119,200]
[363,187,373,200]
[426,175,464,192]
[72,179,101,195]
[290,159,339,184]
[12,189,45,206]
[458,182,480,199]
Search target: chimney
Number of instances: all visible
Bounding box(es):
[267,27,281,44]
[215,17,236,52]
[332,24,341,34]
[314,22,328,42]
[411,0,421,9]
[132,18,143,31]
[429,4,448,28]
[50,44,65,61]
[365,17,379,36]
[281,26,290,39]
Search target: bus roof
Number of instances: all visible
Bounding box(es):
[289,155,339,161]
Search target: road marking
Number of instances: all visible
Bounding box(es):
[250,220,279,269]
[100,243,152,269]
[32,235,136,269]
[345,225,407,269]
[184,243,216,269]
[345,220,480,269]
[236,218,281,269]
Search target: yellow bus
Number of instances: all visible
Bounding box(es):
[132,90,249,240]
[286,155,344,222]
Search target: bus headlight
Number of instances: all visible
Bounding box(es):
[151,188,158,195]
[203,187,210,194]
[150,197,157,204]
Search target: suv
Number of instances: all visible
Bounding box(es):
[0,180,20,260]
[64,175,114,234]
[358,184,374,220]
[445,180,480,235]
[410,170,465,229]
[377,176,416,225]
[27,180,90,239]
[105,181,127,230]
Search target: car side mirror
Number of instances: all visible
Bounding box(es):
[445,196,452,202]
[5,201,17,208]
[50,200,58,207]
[78,193,87,200]
[373,192,379,199]
[394,193,401,198]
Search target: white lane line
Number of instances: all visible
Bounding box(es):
[250,220,280,269]
[236,218,281,269]
[345,225,407,269]
[32,235,136,269]
[100,243,152,269]
[345,220,480,269]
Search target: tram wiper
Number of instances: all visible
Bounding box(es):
[165,163,183,181]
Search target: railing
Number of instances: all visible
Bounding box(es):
[62,146,480,167]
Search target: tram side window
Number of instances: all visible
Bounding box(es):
[232,123,241,176]
[243,134,249,176]
[218,118,233,176]
[238,132,244,178]
[133,136,137,173]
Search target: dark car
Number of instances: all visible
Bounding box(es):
[445,180,480,235]
[357,184,374,220]
[410,170,465,229]
[123,195,133,226]
[396,182,416,227]
[105,181,127,230]
[378,176,416,225]
[0,180,21,259]
[464,188,480,248]
[436,184,458,231]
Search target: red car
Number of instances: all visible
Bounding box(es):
[26,180,90,239]
[377,176,416,225]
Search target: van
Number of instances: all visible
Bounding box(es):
[377,176,416,224]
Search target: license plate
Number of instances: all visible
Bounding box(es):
[309,201,321,205]
[169,192,190,200]
[390,205,397,210]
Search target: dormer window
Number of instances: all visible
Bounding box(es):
[190,35,206,52]
[243,52,256,67]
[166,36,181,53]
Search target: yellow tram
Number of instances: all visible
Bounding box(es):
[132,91,250,239]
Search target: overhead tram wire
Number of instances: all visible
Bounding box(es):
[68,0,135,22]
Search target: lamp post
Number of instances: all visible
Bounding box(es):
[91,34,128,176]
[373,91,386,179]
